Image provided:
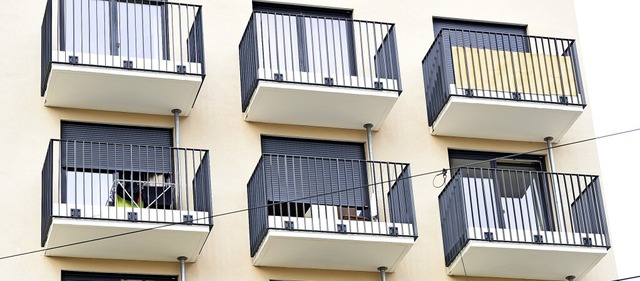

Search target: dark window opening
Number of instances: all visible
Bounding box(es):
[448,149,555,231]
[252,2,358,76]
[62,270,177,281]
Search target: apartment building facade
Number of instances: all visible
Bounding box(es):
[0,0,617,280]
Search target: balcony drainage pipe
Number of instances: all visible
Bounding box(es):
[172,109,182,148]
[364,123,374,161]
[364,123,380,220]
[545,136,565,232]
[544,137,556,172]
[178,256,187,281]
[172,109,184,216]
[378,266,387,281]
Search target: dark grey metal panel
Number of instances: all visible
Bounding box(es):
[262,136,365,160]
[261,136,368,207]
[60,121,173,173]
[433,18,526,37]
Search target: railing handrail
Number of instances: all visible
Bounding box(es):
[250,10,397,26]
[423,28,577,63]
[259,153,411,166]
[438,167,599,198]
[52,139,209,153]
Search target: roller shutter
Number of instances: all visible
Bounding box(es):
[261,136,368,207]
[60,121,173,173]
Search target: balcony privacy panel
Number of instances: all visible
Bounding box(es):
[60,122,173,173]
[438,168,610,266]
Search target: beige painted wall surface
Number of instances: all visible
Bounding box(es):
[0,0,617,280]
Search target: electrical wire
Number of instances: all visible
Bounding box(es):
[0,126,638,261]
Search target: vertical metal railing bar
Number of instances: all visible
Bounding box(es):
[382,162,391,233]
[338,19,348,87]
[478,31,490,97]
[357,21,366,88]
[353,160,362,233]
[527,36,539,101]
[560,39,573,99]
[582,175,596,244]
[516,35,528,98]
[286,14,296,82]
[576,174,587,244]
[553,39,566,100]
[491,169,504,240]
[545,37,559,98]
[558,173,572,244]
[533,37,545,101]
[469,31,480,94]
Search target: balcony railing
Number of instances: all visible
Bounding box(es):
[41,0,205,96]
[422,28,586,126]
[42,139,212,247]
[438,167,610,266]
[247,154,417,257]
[239,11,402,112]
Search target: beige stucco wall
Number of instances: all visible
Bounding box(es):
[0,0,617,280]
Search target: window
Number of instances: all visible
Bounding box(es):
[449,150,554,231]
[60,0,169,60]
[62,271,177,281]
[260,136,369,216]
[252,3,357,78]
[60,121,174,210]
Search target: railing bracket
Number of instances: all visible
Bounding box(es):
[177,65,187,73]
[374,81,384,89]
[284,221,295,230]
[68,56,78,64]
[324,77,334,85]
[389,227,399,236]
[534,234,544,243]
[337,224,347,233]
[511,92,522,100]
[70,208,81,218]
[183,215,193,224]
[582,237,593,246]
[127,212,138,221]
[123,60,133,69]
[273,73,283,81]
[484,232,494,241]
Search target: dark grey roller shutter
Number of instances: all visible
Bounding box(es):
[433,18,528,91]
[261,136,368,207]
[433,18,526,38]
[60,121,173,173]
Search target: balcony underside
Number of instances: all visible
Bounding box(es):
[45,205,210,262]
[43,62,203,116]
[431,95,583,142]
[244,80,399,131]
[253,228,414,272]
[448,239,607,280]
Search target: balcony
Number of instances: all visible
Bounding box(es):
[41,0,205,116]
[239,12,402,131]
[422,29,586,142]
[41,139,212,262]
[247,154,417,272]
[438,167,610,280]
